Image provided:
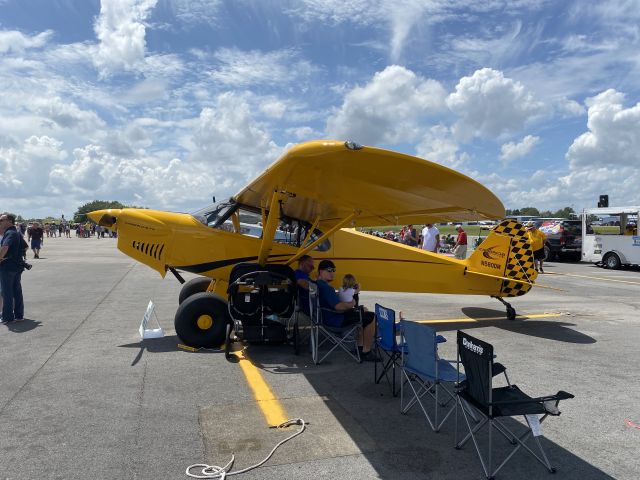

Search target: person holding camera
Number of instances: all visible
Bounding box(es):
[0,213,25,324]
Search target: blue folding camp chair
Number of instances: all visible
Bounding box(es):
[400,320,461,432]
[308,283,361,364]
[373,304,407,396]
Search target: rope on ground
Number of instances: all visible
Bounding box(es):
[625,419,640,430]
[185,418,306,479]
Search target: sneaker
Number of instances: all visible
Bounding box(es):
[539,268,545,274]
[14,318,24,322]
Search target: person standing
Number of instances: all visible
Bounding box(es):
[403,224,419,247]
[421,223,440,253]
[0,213,25,324]
[453,224,468,259]
[526,222,547,273]
[28,222,44,258]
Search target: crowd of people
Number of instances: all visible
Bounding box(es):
[364,223,469,259]
[0,215,117,325]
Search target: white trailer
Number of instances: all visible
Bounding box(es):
[582,206,640,269]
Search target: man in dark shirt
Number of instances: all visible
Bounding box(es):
[0,213,25,324]
[403,224,418,247]
[315,260,377,361]
[294,255,315,315]
[28,222,44,258]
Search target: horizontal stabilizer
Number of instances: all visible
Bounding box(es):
[465,269,564,291]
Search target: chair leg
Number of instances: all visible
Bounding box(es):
[489,417,555,477]
[392,355,397,396]
[459,402,491,479]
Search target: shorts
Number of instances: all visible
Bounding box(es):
[533,248,545,260]
[31,238,41,249]
[343,307,375,328]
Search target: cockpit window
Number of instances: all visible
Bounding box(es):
[192,199,238,227]
[192,201,330,251]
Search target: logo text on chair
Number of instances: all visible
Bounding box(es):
[463,338,484,355]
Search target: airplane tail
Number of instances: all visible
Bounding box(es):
[466,219,537,297]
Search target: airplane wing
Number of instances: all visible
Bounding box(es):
[234,140,504,228]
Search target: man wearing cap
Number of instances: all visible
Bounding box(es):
[315,259,377,361]
[526,222,547,273]
[452,225,468,259]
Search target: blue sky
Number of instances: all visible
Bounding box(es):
[1,0,639,219]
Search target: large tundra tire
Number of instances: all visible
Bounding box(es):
[174,292,230,348]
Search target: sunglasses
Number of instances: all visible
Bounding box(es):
[325,268,336,273]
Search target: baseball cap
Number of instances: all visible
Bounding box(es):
[318,259,336,271]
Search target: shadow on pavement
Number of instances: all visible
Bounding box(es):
[245,343,613,480]
[3,318,42,333]
[455,307,596,344]
[118,335,224,366]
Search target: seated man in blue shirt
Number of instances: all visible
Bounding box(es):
[316,259,377,361]
[295,254,314,315]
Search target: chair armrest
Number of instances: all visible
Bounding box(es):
[492,362,506,377]
[492,390,574,406]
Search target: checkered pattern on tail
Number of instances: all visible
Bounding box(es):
[492,219,537,297]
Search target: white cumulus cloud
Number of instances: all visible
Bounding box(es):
[326,65,447,145]
[447,68,545,141]
[416,125,470,170]
[500,135,540,165]
[92,0,158,76]
[566,89,640,168]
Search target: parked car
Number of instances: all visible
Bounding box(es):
[537,219,582,260]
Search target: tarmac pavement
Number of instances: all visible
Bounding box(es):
[1,236,639,479]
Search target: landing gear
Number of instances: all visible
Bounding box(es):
[492,296,517,320]
[224,322,234,359]
[178,277,213,304]
[174,292,230,348]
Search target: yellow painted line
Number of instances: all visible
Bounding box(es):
[234,350,288,427]
[416,313,562,324]
[547,272,640,286]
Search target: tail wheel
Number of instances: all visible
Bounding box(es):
[175,292,229,348]
[178,277,214,304]
[603,253,621,270]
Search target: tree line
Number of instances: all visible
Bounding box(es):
[505,206,576,218]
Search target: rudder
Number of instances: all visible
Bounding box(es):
[467,220,537,297]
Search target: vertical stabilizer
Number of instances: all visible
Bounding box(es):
[467,220,537,297]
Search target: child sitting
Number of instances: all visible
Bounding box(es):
[338,273,360,306]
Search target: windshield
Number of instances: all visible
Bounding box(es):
[192,200,238,227]
[192,201,330,251]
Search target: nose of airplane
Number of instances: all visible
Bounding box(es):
[87,209,121,229]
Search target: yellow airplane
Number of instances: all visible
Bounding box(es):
[88,140,537,348]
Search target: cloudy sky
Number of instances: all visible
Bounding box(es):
[1,0,639,219]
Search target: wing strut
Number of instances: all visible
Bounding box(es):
[257,191,287,266]
[286,211,358,266]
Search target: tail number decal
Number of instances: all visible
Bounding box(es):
[481,260,501,270]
